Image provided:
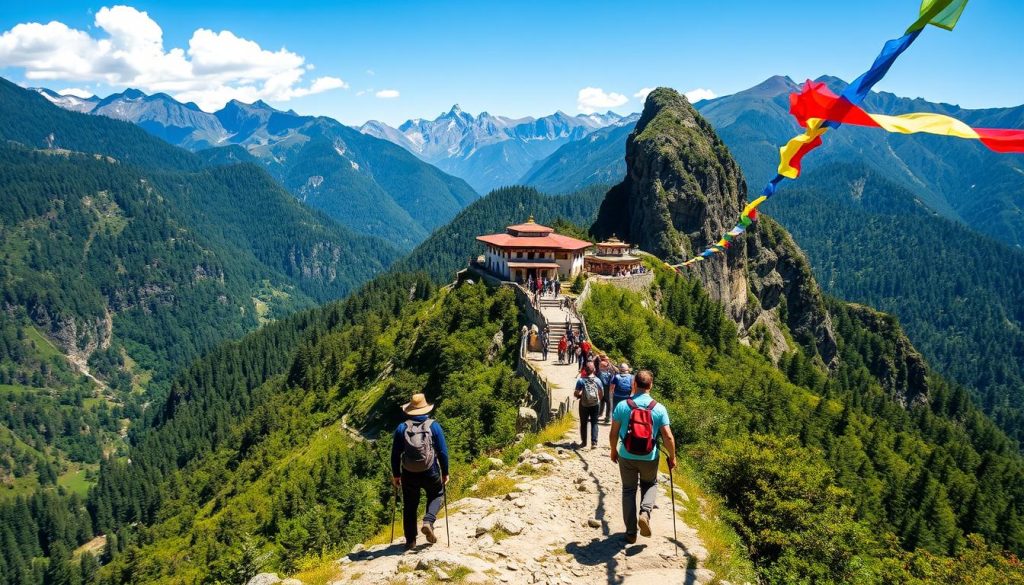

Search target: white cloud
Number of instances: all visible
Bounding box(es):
[684,88,716,102]
[633,87,654,101]
[57,87,95,98]
[375,89,399,99]
[365,69,375,76]
[577,87,628,114]
[0,5,347,111]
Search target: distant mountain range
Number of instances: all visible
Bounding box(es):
[360,105,639,193]
[33,87,479,249]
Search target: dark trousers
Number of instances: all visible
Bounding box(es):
[401,470,444,545]
[599,389,613,420]
[579,404,600,446]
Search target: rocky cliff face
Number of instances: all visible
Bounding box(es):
[838,303,930,406]
[593,87,837,364]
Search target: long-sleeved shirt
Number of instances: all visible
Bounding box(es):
[391,415,450,477]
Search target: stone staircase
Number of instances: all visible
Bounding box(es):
[535,296,582,353]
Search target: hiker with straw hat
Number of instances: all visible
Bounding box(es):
[391,393,450,551]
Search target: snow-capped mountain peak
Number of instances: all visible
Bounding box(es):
[360,105,636,192]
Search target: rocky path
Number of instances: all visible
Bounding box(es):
[333,418,715,585]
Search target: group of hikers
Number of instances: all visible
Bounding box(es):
[554,325,589,366]
[528,273,560,307]
[607,265,650,278]
[390,360,675,549]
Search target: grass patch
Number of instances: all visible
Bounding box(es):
[660,457,756,584]
[24,326,61,360]
[472,475,518,499]
[58,466,95,498]
[514,463,543,476]
[292,562,343,585]
[490,527,513,544]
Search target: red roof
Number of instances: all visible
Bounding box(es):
[506,222,553,234]
[477,233,592,251]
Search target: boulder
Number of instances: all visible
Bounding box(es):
[533,453,556,464]
[517,407,538,433]
[488,457,505,468]
[476,514,499,537]
[246,574,281,585]
[496,515,525,535]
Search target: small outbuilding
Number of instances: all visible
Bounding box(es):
[584,236,642,276]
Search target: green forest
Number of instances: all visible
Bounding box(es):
[767,163,1024,445]
[0,79,402,498]
[0,273,536,583]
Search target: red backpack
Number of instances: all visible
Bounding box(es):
[623,399,658,456]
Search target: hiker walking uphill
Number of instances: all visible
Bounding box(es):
[609,363,634,411]
[609,370,675,544]
[597,355,616,422]
[573,363,605,449]
[391,393,450,551]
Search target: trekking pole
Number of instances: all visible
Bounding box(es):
[443,482,451,547]
[390,483,397,544]
[668,456,679,555]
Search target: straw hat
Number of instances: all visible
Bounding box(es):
[402,393,434,416]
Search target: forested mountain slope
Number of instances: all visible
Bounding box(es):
[3,273,532,583]
[36,84,480,249]
[767,164,1024,444]
[395,184,607,281]
[0,79,399,498]
[584,272,1024,583]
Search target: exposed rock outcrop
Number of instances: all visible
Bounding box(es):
[593,87,836,364]
[836,303,929,406]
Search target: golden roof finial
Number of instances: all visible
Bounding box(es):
[526,215,535,223]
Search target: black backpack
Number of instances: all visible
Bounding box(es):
[401,419,436,473]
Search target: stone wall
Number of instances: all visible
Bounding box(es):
[463,264,559,423]
[589,272,654,294]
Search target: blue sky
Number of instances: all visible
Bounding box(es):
[1,0,1021,125]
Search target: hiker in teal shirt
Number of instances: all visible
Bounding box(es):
[609,370,676,544]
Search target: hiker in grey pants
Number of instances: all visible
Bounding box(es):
[609,370,676,544]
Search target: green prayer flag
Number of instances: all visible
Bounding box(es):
[908,0,968,33]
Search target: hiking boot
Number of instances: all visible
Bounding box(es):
[404,541,416,551]
[590,443,598,450]
[638,512,652,537]
[421,522,437,544]
[624,533,637,544]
